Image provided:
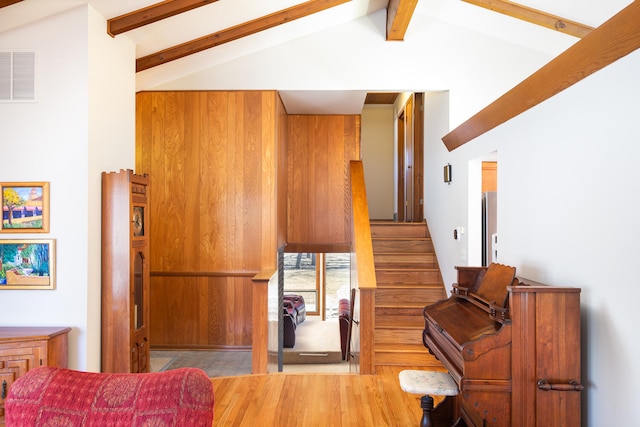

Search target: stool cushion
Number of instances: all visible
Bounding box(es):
[399,370,459,396]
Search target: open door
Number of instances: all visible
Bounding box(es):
[396,93,424,222]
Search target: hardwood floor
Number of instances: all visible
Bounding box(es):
[211,365,446,426]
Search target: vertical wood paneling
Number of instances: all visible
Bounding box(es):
[276,95,288,249]
[163,92,187,270]
[241,92,263,270]
[136,91,279,350]
[200,92,224,269]
[314,116,329,241]
[286,116,309,243]
[287,114,360,246]
[260,93,277,269]
[149,276,203,346]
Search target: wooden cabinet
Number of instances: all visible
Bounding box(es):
[510,282,582,426]
[0,327,70,423]
[101,169,150,373]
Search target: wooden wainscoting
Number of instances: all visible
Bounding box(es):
[149,273,254,349]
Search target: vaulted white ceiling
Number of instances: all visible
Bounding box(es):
[1,0,633,113]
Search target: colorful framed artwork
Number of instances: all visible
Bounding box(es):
[0,239,55,289]
[1,182,50,233]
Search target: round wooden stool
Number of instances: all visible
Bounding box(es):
[399,370,459,427]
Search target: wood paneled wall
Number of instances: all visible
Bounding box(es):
[286,115,361,248]
[135,92,359,352]
[136,91,281,349]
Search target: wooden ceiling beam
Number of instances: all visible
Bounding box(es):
[0,0,23,8]
[462,0,594,38]
[386,0,419,41]
[442,1,640,151]
[108,0,218,37]
[136,0,350,72]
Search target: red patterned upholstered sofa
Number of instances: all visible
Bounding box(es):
[5,366,214,426]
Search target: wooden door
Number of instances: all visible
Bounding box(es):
[396,93,424,222]
[396,112,405,222]
[404,96,414,222]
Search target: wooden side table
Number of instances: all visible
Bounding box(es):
[0,326,71,424]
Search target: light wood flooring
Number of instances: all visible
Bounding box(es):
[211,365,447,426]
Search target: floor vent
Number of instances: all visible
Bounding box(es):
[0,51,35,101]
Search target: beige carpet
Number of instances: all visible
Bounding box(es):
[150,357,174,372]
[283,316,342,364]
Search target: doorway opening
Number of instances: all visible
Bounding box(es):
[283,252,351,319]
[468,153,498,266]
[281,252,352,372]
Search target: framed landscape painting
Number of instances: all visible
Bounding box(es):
[0,239,55,289]
[1,182,50,233]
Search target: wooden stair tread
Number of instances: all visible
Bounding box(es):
[376,323,423,330]
[375,343,428,352]
[372,237,432,242]
[370,220,442,369]
[376,302,429,309]
[376,282,443,288]
[376,319,423,328]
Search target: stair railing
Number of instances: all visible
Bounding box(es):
[349,160,377,374]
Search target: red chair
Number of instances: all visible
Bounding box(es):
[5,366,214,426]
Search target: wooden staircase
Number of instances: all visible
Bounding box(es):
[371,220,446,368]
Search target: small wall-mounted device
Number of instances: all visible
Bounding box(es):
[444,164,452,184]
[453,227,464,240]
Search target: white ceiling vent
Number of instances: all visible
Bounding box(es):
[0,51,35,101]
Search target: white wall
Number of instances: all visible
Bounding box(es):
[4,2,634,423]
[361,105,394,220]
[423,49,640,426]
[142,9,557,131]
[127,4,640,422]
[0,6,135,371]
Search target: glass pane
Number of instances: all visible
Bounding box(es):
[134,251,144,329]
[283,253,317,312]
[325,253,350,318]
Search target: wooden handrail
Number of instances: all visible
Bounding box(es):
[350,160,376,374]
[442,0,640,151]
[350,161,377,290]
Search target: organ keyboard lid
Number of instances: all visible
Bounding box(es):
[424,263,517,348]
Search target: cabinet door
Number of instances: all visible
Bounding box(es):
[137,336,148,373]
[0,347,41,418]
[131,330,148,373]
[0,370,18,418]
[131,344,139,373]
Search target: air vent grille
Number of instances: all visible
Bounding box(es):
[0,51,35,101]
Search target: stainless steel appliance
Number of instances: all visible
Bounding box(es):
[482,191,497,266]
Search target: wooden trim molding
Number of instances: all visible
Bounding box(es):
[151,270,258,277]
[0,0,22,8]
[108,0,218,37]
[386,0,419,41]
[462,0,593,38]
[442,1,640,151]
[136,0,350,72]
